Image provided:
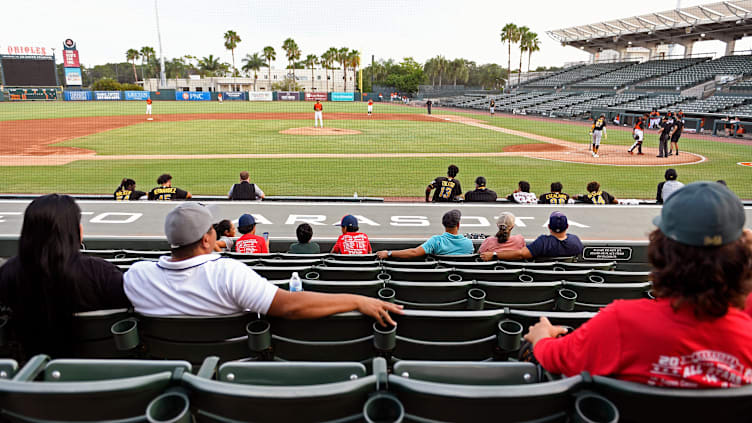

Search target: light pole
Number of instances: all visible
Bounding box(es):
[155,0,167,88]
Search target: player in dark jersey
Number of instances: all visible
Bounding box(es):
[113,178,146,201]
[575,181,617,205]
[668,111,684,156]
[426,165,462,202]
[538,182,570,204]
[657,113,674,158]
[589,114,607,158]
[628,115,646,155]
[489,100,495,115]
[148,174,192,201]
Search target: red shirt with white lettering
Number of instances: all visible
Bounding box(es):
[235,233,268,254]
[332,232,372,255]
[534,298,752,388]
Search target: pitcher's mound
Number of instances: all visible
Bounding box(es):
[280,127,361,136]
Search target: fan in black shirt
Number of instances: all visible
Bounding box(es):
[464,176,497,202]
[148,173,192,201]
[113,178,146,201]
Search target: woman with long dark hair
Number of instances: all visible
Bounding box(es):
[478,212,525,260]
[0,194,130,358]
[114,178,146,201]
[524,182,752,388]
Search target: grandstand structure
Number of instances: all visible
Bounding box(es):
[443,1,752,127]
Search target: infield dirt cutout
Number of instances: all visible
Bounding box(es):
[0,112,704,166]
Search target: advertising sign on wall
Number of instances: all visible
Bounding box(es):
[93,91,122,101]
[175,91,212,101]
[62,50,80,68]
[64,90,92,101]
[278,91,300,101]
[248,91,273,101]
[222,91,247,101]
[304,92,328,101]
[124,91,150,101]
[64,67,82,86]
[331,92,354,102]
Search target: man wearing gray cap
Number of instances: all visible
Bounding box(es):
[376,209,473,259]
[524,182,752,388]
[124,203,402,325]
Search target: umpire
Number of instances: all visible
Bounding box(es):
[657,113,674,158]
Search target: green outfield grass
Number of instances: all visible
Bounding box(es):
[0,101,750,198]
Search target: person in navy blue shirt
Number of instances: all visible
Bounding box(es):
[480,211,583,261]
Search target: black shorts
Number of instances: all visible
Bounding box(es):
[671,135,681,143]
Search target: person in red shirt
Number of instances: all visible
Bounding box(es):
[234,214,269,253]
[314,100,323,128]
[331,215,372,255]
[146,97,153,119]
[525,182,752,388]
[367,99,374,116]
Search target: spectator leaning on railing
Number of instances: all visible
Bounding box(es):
[480,211,583,261]
[524,182,752,388]
[377,209,473,259]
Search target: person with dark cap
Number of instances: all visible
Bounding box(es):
[524,182,752,388]
[656,168,685,204]
[124,203,403,323]
[426,165,462,202]
[235,213,268,253]
[481,211,583,261]
[464,176,497,202]
[331,215,372,255]
[376,209,473,259]
[657,112,675,158]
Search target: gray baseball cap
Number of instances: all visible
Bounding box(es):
[652,181,745,247]
[165,203,214,248]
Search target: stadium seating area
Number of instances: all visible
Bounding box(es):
[573,57,707,89]
[525,61,636,89]
[636,54,752,90]
[729,79,752,92]
[673,95,752,114]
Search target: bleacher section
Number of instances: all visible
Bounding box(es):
[525,61,637,88]
[636,55,752,90]
[674,95,752,114]
[729,79,752,92]
[613,93,689,112]
[527,92,605,115]
[573,58,707,89]
[555,93,645,117]
[722,103,752,118]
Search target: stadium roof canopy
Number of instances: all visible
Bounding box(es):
[548,1,752,54]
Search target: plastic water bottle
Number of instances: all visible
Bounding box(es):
[289,272,303,292]
[353,192,358,198]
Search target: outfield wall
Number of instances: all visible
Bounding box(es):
[55,90,363,102]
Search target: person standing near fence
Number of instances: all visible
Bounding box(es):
[314,100,324,128]
[146,97,153,120]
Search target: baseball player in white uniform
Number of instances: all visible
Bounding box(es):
[314,100,323,128]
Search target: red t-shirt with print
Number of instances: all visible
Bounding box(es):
[332,232,372,255]
[534,298,752,388]
[235,233,268,253]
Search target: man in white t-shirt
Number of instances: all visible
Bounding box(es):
[124,203,401,324]
[506,180,538,204]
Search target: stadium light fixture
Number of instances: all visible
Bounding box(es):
[155,0,167,89]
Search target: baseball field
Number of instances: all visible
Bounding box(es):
[1,100,750,199]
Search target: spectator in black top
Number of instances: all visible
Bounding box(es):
[426,165,462,202]
[228,171,265,200]
[507,180,538,204]
[113,178,146,201]
[480,211,583,261]
[575,181,617,205]
[464,176,497,202]
[148,174,192,201]
[0,194,130,359]
[539,182,570,204]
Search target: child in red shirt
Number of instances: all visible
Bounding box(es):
[331,215,372,255]
[234,213,268,253]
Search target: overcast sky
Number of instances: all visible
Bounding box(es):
[3,0,752,70]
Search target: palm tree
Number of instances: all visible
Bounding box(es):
[338,47,349,91]
[223,30,242,74]
[435,55,448,86]
[282,38,301,79]
[261,46,276,88]
[526,32,541,74]
[348,50,360,92]
[517,26,531,86]
[500,23,520,89]
[198,55,222,77]
[321,48,338,92]
[242,53,265,91]
[139,46,153,80]
[303,54,318,91]
[450,58,469,86]
[126,49,140,82]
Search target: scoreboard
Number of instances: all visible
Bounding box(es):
[0,55,57,86]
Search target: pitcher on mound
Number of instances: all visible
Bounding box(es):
[314,100,323,128]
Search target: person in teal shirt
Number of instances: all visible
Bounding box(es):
[376,209,473,259]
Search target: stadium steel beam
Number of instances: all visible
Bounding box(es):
[654,13,679,26]
[723,1,751,18]
[618,20,640,31]
[698,5,726,21]
[602,22,623,34]
[636,16,660,28]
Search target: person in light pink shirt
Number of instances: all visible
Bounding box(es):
[479,212,525,260]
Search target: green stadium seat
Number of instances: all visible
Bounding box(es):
[532,256,576,263]
[224,252,278,260]
[557,261,616,271]
[302,280,383,297]
[388,373,584,423]
[392,361,540,385]
[329,253,378,261]
[455,268,524,282]
[387,281,474,310]
[564,281,652,311]
[258,258,323,267]
[382,259,438,269]
[0,354,190,422]
[72,308,132,358]
[495,261,558,270]
[591,375,752,423]
[384,266,459,282]
[588,270,651,284]
[218,361,367,385]
[276,253,330,260]
[251,266,313,280]
[306,266,383,281]
[431,254,479,262]
[322,258,380,267]
[477,281,561,310]
[524,269,591,282]
[0,360,17,379]
[437,260,499,270]
[506,309,597,331]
